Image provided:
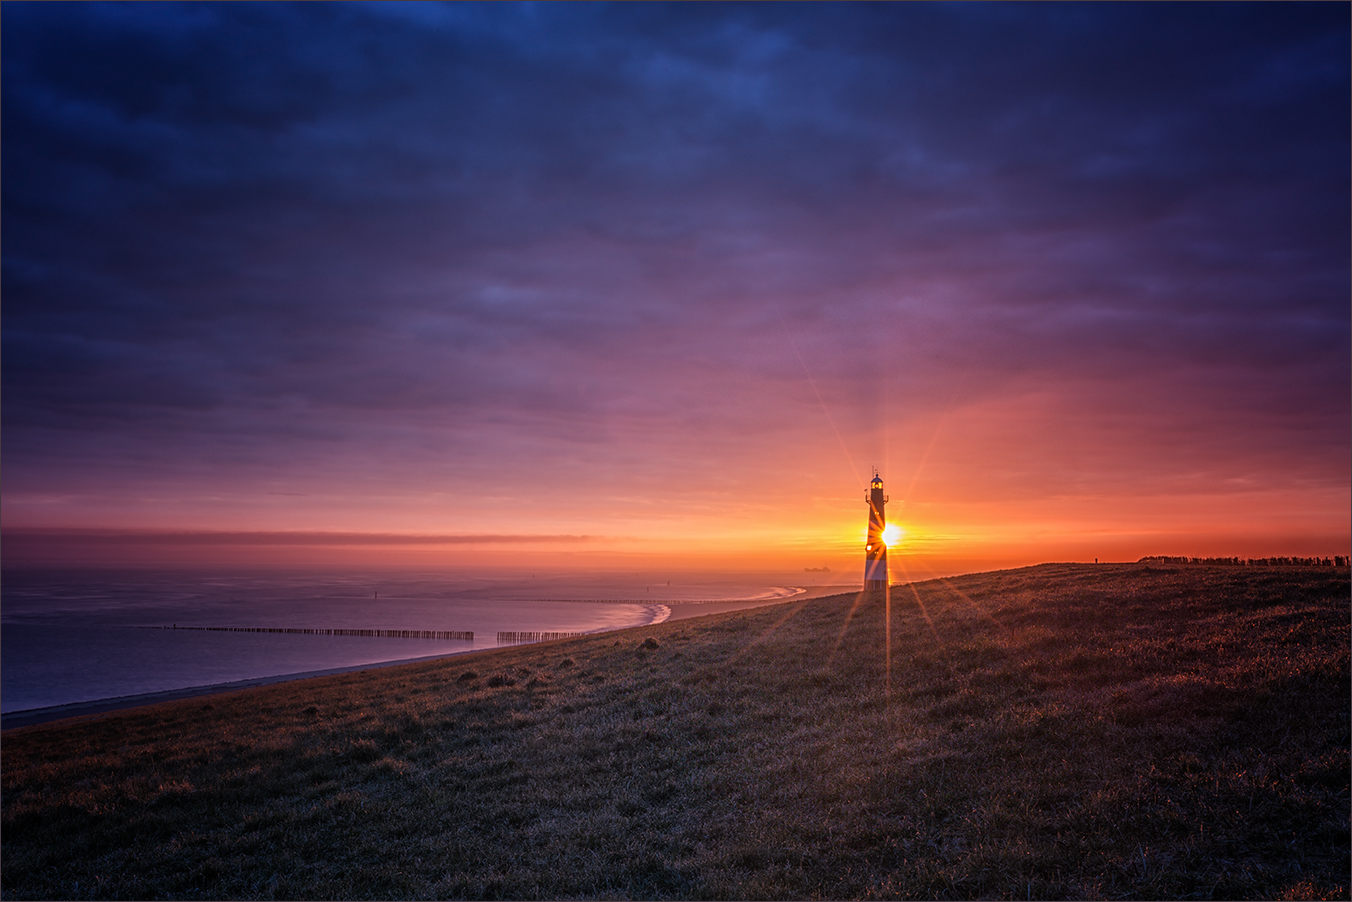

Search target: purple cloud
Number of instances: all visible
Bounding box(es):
[3,3,1346,548]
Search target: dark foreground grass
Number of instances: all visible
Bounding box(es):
[2,563,1347,900]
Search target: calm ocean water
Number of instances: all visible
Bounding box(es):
[1,568,803,713]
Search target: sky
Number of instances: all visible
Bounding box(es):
[3,2,1349,576]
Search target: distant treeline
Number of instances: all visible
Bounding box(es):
[1139,555,1349,567]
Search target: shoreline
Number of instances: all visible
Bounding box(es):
[0,651,481,731]
[2,587,856,730]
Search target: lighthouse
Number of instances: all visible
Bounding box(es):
[864,472,889,590]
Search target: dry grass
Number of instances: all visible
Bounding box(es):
[2,563,1347,899]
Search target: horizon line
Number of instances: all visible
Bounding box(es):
[0,528,599,546]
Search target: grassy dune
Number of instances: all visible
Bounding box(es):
[2,563,1347,900]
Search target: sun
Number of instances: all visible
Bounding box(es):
[882,523,902,546]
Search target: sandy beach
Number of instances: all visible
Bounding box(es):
[661,584,853,621]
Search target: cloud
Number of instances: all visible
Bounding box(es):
[2,3,1346,540]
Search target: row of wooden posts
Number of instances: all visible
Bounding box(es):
[496,630,585,643]
[160,625,474,640]
[155,625,585,644]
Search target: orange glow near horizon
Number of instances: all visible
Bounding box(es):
[2,405,1348,577]
[5,493,1347,578]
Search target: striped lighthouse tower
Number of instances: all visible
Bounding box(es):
[864,471,889,591]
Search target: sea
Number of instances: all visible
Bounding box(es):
[1,568,810,715]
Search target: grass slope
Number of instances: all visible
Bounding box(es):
[2,563,1347,900]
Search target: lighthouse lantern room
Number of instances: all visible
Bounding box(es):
[864,471,889,591]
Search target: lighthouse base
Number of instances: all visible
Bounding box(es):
[864,555,888,590]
